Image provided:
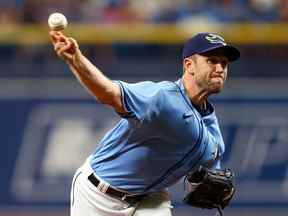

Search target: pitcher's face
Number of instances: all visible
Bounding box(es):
[190,52,228,94]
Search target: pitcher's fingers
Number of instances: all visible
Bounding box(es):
[57,40,72,56]
[68,37,78,45]
[55,34,67,43]
[50,31,68,43]
[49,31,63,42]
[50,34,65,45]
[54,42,66,52]
[50,32,58,44]
[67,37,79,50]
[53,35,70,51]
[49,30,64,37]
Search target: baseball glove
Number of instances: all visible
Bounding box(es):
[183,166,235,216]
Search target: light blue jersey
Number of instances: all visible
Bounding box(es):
[90,79,225,194]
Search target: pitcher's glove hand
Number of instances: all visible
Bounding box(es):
[183,166,235,214]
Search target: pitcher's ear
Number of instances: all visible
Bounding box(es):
[183,58,195,75]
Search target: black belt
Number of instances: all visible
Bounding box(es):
[88,173,146,204]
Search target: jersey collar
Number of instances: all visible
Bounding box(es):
[175,78,215,117]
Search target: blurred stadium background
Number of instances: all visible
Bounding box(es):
[1,0,288,215]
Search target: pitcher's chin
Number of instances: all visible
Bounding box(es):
[209,83,224,94]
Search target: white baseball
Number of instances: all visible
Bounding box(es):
[48,12,68,31]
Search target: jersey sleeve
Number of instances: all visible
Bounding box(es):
[116,81,161,120]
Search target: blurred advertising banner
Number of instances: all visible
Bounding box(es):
[0,78,288,216]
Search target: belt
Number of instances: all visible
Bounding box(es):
[88,173,146,204]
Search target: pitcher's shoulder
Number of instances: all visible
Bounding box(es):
[156,80,180,92]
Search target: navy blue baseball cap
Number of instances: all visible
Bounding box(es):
[182,33,240,61]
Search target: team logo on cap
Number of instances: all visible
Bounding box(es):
[205,33,227,46]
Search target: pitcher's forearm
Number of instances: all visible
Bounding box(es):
[68,53,124,112]
[49,31,125,113]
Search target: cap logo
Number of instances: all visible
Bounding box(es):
[205,33,227,46]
